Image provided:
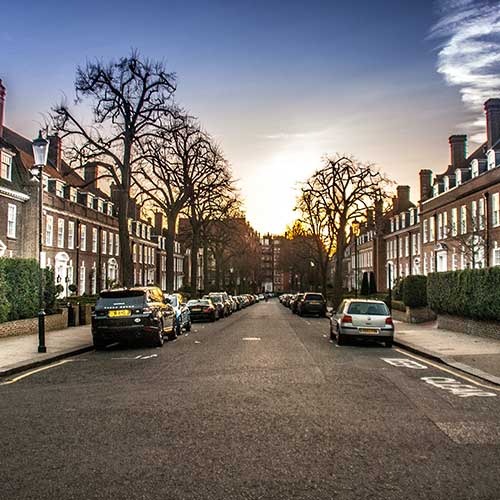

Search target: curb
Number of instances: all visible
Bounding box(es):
[0,344,94,378]
[393,338,500,387]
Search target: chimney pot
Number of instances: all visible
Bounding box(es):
[419,169,433,202]
[396,185,411,212]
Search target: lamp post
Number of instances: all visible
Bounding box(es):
[31,131,50,353]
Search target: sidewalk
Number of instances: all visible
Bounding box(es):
[0,325,93,377]
[394,320,500,386]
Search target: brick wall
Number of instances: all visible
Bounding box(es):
[438,314,500,341]
[0,309,68,338]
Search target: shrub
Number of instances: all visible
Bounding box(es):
[0,258,39,320]
[391,300,406,312]
[402,275,428,308]
[44,267,59,314]
[427,268,500,321]
[369,271,377,294]
[0,264,10,323]
[392,277,403,301]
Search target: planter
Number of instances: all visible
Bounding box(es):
[0,309,69,338]
[392,305,436,324]
[438,314,500,341]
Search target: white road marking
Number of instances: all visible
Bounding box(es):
[422,377,497,398]
[112,354,158,360]
[0,360,73,385]
[242,337,261,341]
[194,341,201,344]
[394,348,500,392]
[382,358,428,369]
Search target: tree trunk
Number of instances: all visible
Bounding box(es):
[190,227,200,292]
[166,212,177,292]
[203,242,209,294]
[214,253,222,290]
[118,190,133,287]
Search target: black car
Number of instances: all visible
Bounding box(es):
[187,299,218,322]
[297,292,327,317]
[91,287,176,349]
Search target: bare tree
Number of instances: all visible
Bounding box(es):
[296,155,390,301]
[52,51,178,286]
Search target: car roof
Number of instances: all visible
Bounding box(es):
[344,299,386,304]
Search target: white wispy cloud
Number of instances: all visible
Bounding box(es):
[431,0,500,141]
[261,128,332,140]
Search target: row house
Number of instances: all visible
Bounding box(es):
[0,79,186,296]
[418,99,500,274]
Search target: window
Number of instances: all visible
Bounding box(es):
[437,213,443,240]
[139,244,143,264]
[45,215,54,246]
[79,264,86,295]
[429,217,435,241]
[57,219,65,248]
[460,205,467,234]
[70,189,78,203]
[451,208,458,236]
[405,235,409,257]
[471,200,477,230]
[423,219,428,243]
[479,198,485,230]
[133,244,137,263]
[102,230,107,254]
[443,212,448,238]
[1,152,13,180]
[68,222,75,249]
[56,182,64,198]
[92,228,98,253]
[115,234,119,256]
[109,232,114,256]
[399,237,403,257]
[7,204,16,238]
[80,224,87,251]
[492,193,500,227]
[494,244,500,267]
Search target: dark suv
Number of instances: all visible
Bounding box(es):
[91,287,176,349]
[298,292,327,317]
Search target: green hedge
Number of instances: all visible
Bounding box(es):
[427,268,500,321]
[402,275,428,308]
[0,258,59,323]
[391,300,406,312]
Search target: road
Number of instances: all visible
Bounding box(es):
[1,300,499,499]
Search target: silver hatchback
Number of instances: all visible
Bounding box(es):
[329,299,394,347]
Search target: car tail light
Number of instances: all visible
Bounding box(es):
[341,315,352,324]
[385,317,393,326]
[203,307,212,313]
[142,307,152,314]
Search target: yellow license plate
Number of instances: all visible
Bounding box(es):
[109,309,131,317]
[359,328,378,334]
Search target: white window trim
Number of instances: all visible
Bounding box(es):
[7,203,17,239]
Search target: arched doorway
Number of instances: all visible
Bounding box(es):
[55,252,70,297]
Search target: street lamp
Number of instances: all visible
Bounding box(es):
[31,131,50,354]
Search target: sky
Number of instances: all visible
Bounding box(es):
[2,0,500,234]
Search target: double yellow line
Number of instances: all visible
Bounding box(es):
[0,360,72,386]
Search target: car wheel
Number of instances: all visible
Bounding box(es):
[385,340,393,348]
[186,319,192,332]
[168,319,177,341]
[152,325,164,348]
[211,313,216,322]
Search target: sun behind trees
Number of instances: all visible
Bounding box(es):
[289,154,392,302]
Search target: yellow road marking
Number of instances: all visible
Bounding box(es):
[0,360,72,386]
[394,348,500,392]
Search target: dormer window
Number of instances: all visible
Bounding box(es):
[1,151,13,181]
[487,149,500,170]
[87,193,95,209]
[390,218,394,232]
[400,213,406,229]
[141,224,146,239]
[444,177,449,191]
[98,199,105,213]
[56,181,65,198]
[70,187,78,203]
[395,217,399,231]
[107,203,113,216]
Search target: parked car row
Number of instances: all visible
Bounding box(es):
[91,286,263,350]
[280,292,394,348]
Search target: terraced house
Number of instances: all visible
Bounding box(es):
[0,80,186,296]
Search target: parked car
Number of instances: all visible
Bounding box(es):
[187,299,218,322]
[208,292,232,317]
[91,287,176,349]
[291,293,304,314]
[204,294,227,318]
[330,299,394,347]
[165,293,191,336]
[297,292,327,317]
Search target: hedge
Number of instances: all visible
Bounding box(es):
[402,275,428,308]
[427,268,500,321]
[0,258,59,323]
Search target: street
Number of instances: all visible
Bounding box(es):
[1,300,500,500]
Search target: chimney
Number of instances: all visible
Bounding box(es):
[366,208,374,229]
[419,169,432,201]
[154,211,164,232]
[396,185,411,212]
[449,135,467,170]
[48,134,62,171]
[84,163,98,190]
[485,98,500,149]
[0,79,6,138]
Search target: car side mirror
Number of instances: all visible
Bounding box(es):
[163,297,171,304]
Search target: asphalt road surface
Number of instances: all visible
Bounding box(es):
[1,300,500,500]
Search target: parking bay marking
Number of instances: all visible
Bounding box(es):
[382,358,429,369]
[243,337,261,341]
[111,354,158,360]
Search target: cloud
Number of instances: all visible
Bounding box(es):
[430,0,500,140]
[262,128,332,140]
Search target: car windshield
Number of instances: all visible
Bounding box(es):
[168,296,178,307]
[210,295,222,303]
[347,302,389,316]
[97,290,146,308]
[188,300,210,306]
[305,294,324,301]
